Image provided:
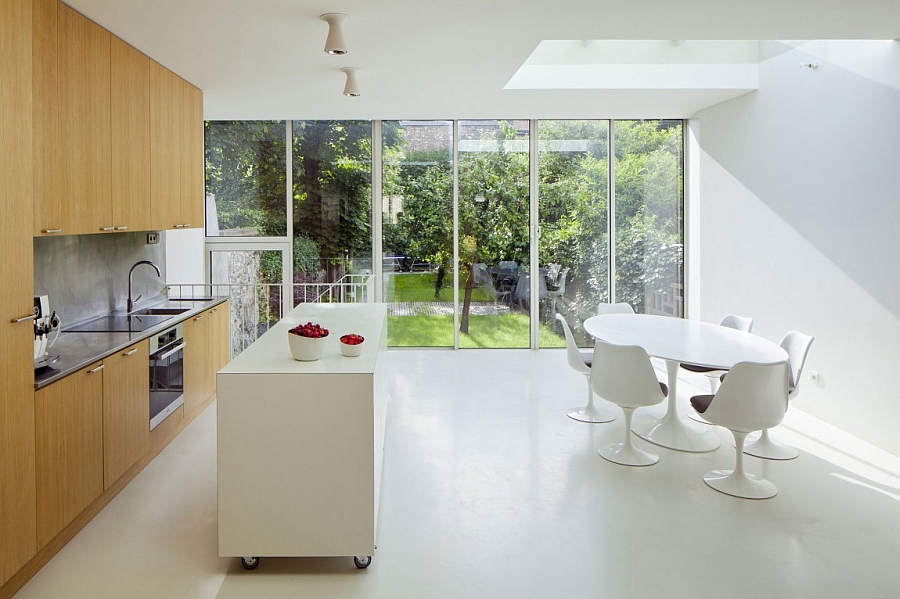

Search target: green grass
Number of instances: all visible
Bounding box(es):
[384,271,566,348]
[388,313,565,348]
[384,272,491,303]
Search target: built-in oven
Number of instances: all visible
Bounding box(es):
[149,322,185,430]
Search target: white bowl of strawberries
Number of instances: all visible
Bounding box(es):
[339,333,365,357]
[288,321,329,361]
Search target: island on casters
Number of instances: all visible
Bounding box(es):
[217,303,389,571]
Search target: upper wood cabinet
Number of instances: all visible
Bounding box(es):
[32,0,63,235]
[111,36,151,233]
[181,81,205,230]
[1,0,38,585]
[57,3,112,234]
[151,61,204,231]
[33,0,203,236]
[150,60,181,230]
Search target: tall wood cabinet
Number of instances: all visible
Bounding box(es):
[0,0,38,586]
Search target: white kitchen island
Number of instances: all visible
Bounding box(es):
[217,303,389,570]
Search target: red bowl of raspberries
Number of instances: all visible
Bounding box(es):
[288,321,329,361]
[339,333,365,357]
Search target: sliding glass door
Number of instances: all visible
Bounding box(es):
[382,121,454,347]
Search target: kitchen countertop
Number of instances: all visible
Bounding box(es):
[34,296,229,390]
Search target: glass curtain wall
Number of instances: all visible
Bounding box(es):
[613,120,684,317]
[292,121,373,306]
[205,121,287,237]
[537,120,610,348]
[204,119,684,351]
[204,121,289,354]
[457,120,531,349]
[381,121,454,347]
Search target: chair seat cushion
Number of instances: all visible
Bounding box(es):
[680,363,723,374]
[579,349,592,368]
[690,394,714,414]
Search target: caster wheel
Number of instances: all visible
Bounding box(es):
[354,555,372,569]
[241,556,259,570]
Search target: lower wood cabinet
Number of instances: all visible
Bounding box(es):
[184,301,230,417]
[35,360,104,547]
[102,341,150,489]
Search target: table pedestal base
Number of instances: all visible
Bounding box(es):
[631,359,721,453]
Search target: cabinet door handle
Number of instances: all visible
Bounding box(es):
[115,226,129,231]
[11,313,38,323]
[211,308,218,314]
[100,226,115,231]
[123,348,138,357]
[174,224,186,229]
[182,223,192,228]
[88,365,105,374]
[41,228,62,234]
[193,315,204,322]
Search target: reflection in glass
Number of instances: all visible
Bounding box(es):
[458,120,531,348]
[538,120,610,347]
[292,121,372,306]
[205,121,287,237]
[613,120,684,317]
[382,121,454,347]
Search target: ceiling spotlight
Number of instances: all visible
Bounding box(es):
[320,13,349,55]
[341,67,360,97]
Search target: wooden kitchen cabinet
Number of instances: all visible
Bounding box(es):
[1,0,38,586]
[209,301,231,374]
[180,80,205,230]
[184,302,230,417]
[150,63,204,231]
[183,309,212,416]
[57,2,113,235]
[32,0,64,236]
[149,59,182,230]
[110,36,152,233]
[35,361,105,548]
[102,341,150,489]
[34,0,203,237]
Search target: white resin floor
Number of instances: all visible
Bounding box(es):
[14,350,900,599]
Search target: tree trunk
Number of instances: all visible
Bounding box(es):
[459,262,476,334]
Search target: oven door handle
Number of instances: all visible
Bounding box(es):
[150,341,186,362]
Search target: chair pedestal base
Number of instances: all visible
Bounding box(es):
[743,429,799,460]
[567,378,616,424]
[567,404,616,424]
[703,469,777,499]
[598,443,658,466]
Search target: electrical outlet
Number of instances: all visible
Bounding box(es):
[809,371,824,388]
[147,232,160,245]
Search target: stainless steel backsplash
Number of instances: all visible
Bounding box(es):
[34,232,167,327]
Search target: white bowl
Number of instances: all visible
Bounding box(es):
[339,336,365,357]
[288,332,329,361]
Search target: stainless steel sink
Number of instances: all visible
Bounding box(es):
[129,308,191,316]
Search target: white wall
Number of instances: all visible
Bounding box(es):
[693,40,900,455]
[164,228,206,292]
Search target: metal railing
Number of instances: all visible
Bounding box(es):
[167,273,374,357]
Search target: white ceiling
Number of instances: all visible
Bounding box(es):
[65,0,900,120]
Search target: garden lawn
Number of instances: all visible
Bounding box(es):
[388,313,565,348]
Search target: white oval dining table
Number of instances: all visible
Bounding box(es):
[582,314,788,452]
